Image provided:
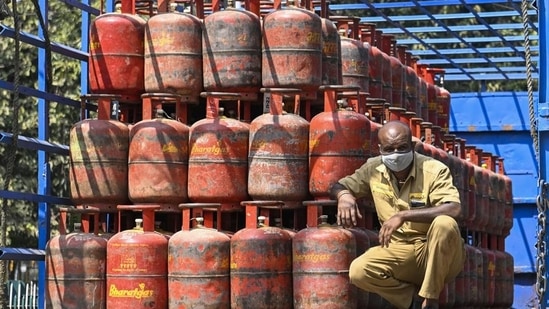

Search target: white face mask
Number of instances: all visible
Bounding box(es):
[381,150,414,172]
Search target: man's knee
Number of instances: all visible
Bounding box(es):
[431,215,459,236]
[349,256,367,286]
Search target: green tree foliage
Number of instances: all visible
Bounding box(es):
[330,0,537,93]
[0,1,85,250]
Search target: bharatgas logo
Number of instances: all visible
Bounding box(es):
[109,283,154,299]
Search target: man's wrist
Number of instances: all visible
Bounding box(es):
[337,189,352,200]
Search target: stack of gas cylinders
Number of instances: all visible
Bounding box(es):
[45,0,514,308]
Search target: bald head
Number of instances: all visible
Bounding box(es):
[378,120,412,154]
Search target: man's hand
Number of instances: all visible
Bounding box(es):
[336,191,362,227]
[378,214,404,247]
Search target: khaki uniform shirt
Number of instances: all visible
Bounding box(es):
[338,152,460,243]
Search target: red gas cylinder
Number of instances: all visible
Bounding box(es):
[128,99,190,207]
[479,244,496,307]
[404,52,419,114]
[262,7,322,93]
[69,95,129,208]
[230,215,293,308]
[168,204,231,308]
[467,243,484,307]
[248,88,309,202]
[89,13,145,102]
[503,250,515,307]
[144,12,202,102]
[416,63,429,121]
[188,92,250,203]
[203,8,261,93]
[294,201,356,309]
[106,205,168,308]
[360,25,383,99]
[339,36,369,92]
[365,98,388,156]
[437,82,451,134]
[378,32,393,105]
[321,18,342,86]
[309,85,371,199]
[46,208,107,309]
[387,36,405,108]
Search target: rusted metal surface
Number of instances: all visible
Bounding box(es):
[248,89,309,201]
[262,8,322,92]
[188,93,250,203]
[309,86,371,199]
[340,37,369,93]
[320,18,341,86]
[89,13,145,102]
[361,26,383,99]
[168,221,231,308]
[46,209,107,309]
[378,32,393,106]
[203,9,262,93]
[387,35,405,108]
[144,12,202,101]
[293,224,357,309]
[230,225,293,308]
[128,116,189,205]
[69,119,129,206]
[437,86,451,134]
[106,206,168,308]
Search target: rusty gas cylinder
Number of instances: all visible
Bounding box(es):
[437,83,451,134]
[230,215,293,308]
[262,7,322,92]
[293,201,357,309]
[248,88,309,202]
[309,85,371,199]
[378,32,393,105]
[106,205,168,308]
[340,36,369,93]
[321,18,342,85]
[188,92,250,203]
[46,208,107,309]
[361,25,383,99]
[388,36,405,108]
[128,101,190,206]
[168,204,231,309]
[144,12,202,102]
[203,9,261,93]
[69,95,129,207]
[89,13,145,102]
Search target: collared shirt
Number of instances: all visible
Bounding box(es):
[338,152,460,243]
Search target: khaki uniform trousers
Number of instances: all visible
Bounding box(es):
[349,215,465,309]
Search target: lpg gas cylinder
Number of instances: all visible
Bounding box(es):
[321,18,342,86]
[188,93,250,203]
[144,12,202,101]
[106,205,168,308]
[437,84,451,134]
[360,25,383,99]
[340,36,369,92]
[230,216,293,308]
[46,208,107,309]
[203,9,261,92]
[168,214,231,308]
[248,88,309,202]
[293,215,357,308]
[262,7,322,92]
[128,108,189,205]
[89,13,145,102]
[69,104,129,207]
[309,85,371,199]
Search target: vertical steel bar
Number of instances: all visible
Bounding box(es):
[37,1,50,308]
